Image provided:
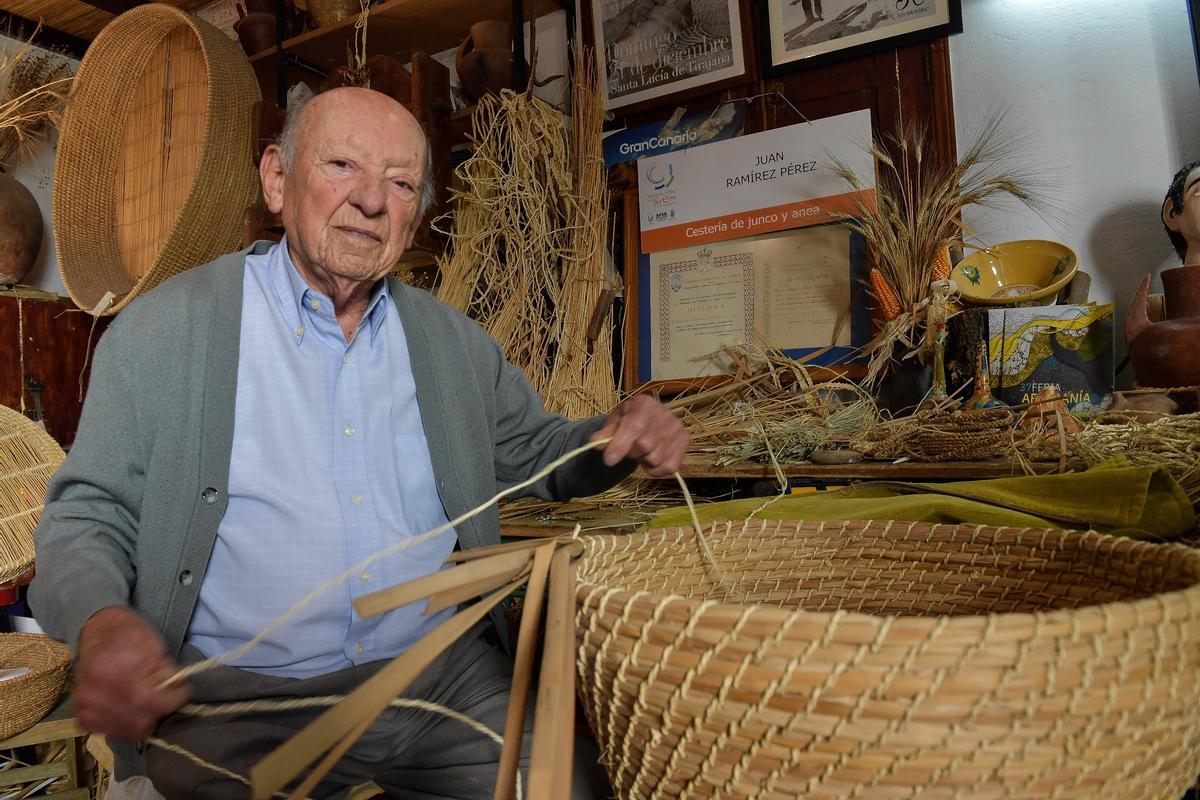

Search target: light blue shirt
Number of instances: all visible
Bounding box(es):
[186,238,456,678]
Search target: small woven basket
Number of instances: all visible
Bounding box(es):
[0,405,65,585]
[0,633,71,740]
[576,520,1200,799]
[53,3,261,315]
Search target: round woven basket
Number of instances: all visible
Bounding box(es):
[0,633,71,740]
[576,520,1200,799]
[53,3,261,315]
[0,405,65,585]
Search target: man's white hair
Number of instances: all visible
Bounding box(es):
[277,92,436,217]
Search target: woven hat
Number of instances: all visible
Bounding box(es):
[577,519,1200,799]
[0,405,64,585]
[53,3,261,316]
[0,633,71,739]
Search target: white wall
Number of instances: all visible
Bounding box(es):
[0,34,79,297]
[950,0,1200,362]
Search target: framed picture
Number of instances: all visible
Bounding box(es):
[580,0,756,116]
[621,192,870,394]
[1190,0,1200,89]
[760,0,962,75]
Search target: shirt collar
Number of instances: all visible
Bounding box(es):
[269,235,392,348]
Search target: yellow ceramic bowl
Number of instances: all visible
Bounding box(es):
[951,240,1078,305]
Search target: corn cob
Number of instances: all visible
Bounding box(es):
[931,247,951,281]
[870,267,902,321]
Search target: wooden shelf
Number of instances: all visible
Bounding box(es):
[250,0,566,74]
[642,457,1083,482]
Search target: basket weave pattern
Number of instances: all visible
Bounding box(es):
[576,520,1200,799]
[53,4,261,315]
[0,633,71,740]
[0,405,65,584]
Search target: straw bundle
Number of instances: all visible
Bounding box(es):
[53,4,260,315]
[436,48,618,418]
[0,405,64,584]
[0,633,71,739]
[576,520,1200,799]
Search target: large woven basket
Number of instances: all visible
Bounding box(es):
[0,405,65,585]
[576,520,1200,799]
[53,3,261,315]
[0,633,71,740]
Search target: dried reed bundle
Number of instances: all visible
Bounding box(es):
[436,51,618,418]
[0,35,71,168]
[828,113,1057,383]
[543,44,620,419]
[1030,413,1200,504]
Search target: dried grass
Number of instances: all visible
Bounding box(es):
[435,46,618,419]
[828,113,1058,383]
[0,33,71,169]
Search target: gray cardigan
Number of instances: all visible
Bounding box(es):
[30,244,627,759]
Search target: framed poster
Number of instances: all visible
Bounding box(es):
[623,189,872,393]
[760,0,962,75]
[581,0,756,115]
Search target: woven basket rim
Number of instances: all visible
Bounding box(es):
[577,519,1200,631]
[0,632,70,695]
[0,405,66,582]
[53,2,260,315]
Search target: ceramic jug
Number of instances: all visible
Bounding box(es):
[1126,264,1200,387]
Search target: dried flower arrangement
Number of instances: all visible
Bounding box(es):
[0,33,72,169]
[827,113,1057,384]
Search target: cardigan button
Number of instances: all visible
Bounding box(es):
[201,487,219,504]
[179,570,194,587]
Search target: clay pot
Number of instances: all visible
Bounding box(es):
[455,20,524,102]
[0,172,44,285]
[308,0,359,28]
[235,12,276,55]
[1127,264,1200,387]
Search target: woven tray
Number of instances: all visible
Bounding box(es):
[53,3,260,315]
[0,633,71,740]
[0,405,65,584]
[576,520,1200,799]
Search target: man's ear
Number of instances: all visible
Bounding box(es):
[260,144,286,214]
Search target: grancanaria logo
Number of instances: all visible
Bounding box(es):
[647,161,675,190]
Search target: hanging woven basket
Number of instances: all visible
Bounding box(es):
[53,3,261,316]
[0,405,65,585]
[0,633,71,740]
[576,520,1200,800]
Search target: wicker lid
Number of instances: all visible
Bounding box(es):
[53,3,261,315]
[0,405,64,585]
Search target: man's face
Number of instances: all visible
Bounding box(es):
[1167,166,1200,246]
[261,88,427,290]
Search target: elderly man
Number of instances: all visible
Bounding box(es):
[30,87,688,797]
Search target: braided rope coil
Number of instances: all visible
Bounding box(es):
[576,519,1200,799]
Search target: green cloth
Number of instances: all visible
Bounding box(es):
[650,459,1196,540]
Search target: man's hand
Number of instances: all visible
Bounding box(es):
[74,607,190,741]
[591,395,690,477]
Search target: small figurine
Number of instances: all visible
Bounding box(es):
[964,342,1006,411]
[1162,159,1200,266]
[919,279,959,411]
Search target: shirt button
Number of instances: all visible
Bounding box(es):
[355,642,365,656]
[342,353,350,364]
[351,495,363,505]
[179,570,193,587]
[201,487,219,504]
[309,299,320,311]
[343,426,356,437]
[361,572,371,583]
[295,325,304,337]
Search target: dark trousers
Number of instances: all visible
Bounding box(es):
[802,0,824,21]
[146,625,609,799]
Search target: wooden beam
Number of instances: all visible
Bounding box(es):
[0,11,90,59]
